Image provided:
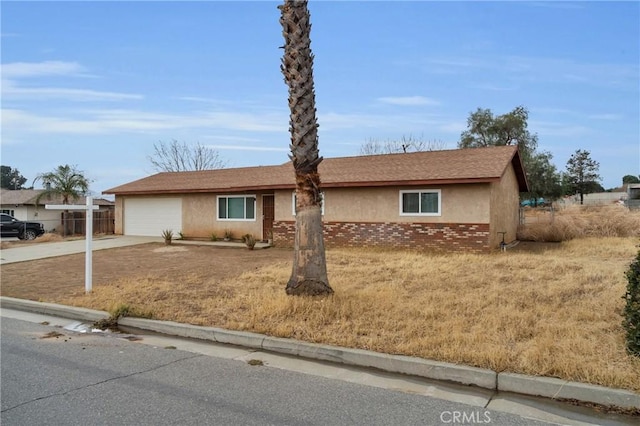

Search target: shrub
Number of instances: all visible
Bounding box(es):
[161,229,173,245]
[224,229,233,240]
[623,249,640,357]
[518,205,640,242]
[209,232,218,242]
[177,231,185,240]
[243,234,256,250]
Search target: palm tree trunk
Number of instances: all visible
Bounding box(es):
[279,0,332,296]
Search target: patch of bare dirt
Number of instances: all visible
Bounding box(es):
[0,243,292,302]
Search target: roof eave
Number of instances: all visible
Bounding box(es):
[508,148,530,192]
[104,178,501,196]
[323,178,500,188]
[103,183,297,196]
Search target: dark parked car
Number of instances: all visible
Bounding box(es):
[0,213,45,240]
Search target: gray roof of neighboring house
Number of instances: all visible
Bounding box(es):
[0,189,114,206]
[104,146,529,195]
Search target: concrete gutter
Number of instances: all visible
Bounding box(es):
[2,296,638,410]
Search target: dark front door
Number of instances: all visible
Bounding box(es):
[262,195,274,241]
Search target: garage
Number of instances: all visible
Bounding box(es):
[123,197,182,237]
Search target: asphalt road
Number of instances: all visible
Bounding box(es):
[0,317,551,426]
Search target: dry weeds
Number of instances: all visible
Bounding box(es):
[518,205,640,242]
[60,237,640,392]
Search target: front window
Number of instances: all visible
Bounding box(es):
[217,195,256,221]
[399,190,441,216]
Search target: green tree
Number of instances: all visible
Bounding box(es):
[565,150,601,205]
[34,165,91,236]
[622,175,640,185]
[525,151,563,204]
[279,0,332,296]
[1,165,28,190]
[458,106,538,164]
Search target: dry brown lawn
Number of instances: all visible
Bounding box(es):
[2,236,639,392]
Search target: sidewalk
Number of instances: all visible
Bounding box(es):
[0,235,270,265]
[0,236,159,265]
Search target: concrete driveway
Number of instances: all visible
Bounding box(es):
[0,236,160,265]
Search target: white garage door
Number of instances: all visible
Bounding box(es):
[124,198,182,237]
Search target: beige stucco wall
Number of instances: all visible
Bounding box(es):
[489,164,520,247]
[274,185,491,224]
[114,196,124,234]
[181,193,264,239]
[115,193,266,239]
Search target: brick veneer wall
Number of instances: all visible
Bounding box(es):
[273,221,491,252]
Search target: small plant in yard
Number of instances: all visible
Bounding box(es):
[177,231,185,240]
[209,232,218,242]
[623,249,640,356]
[243,234,257,250]
[224,229,233,241]
[161,229,173,245]
[93,303,153,331]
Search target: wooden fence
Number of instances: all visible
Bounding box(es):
[60,210,115,235]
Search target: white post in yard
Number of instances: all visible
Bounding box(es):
[85,196,93,293]
[46,197,99,294]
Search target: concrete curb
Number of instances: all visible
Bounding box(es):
[498,372,640,411]
[2,296,639,410]
[1,297,109,322]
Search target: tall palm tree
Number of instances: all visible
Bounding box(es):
[279,0,333,296]
[35,164,91,235]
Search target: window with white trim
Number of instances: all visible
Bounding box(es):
[292,192,324,216]
[217,195,256,221]
[399,189,441,216]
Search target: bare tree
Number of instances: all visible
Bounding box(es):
[148,140,228,172]
[359,134,446,155]
[279,0,332,296]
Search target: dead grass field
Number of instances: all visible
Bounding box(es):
[2,236,638,392]
[518,204,640,242]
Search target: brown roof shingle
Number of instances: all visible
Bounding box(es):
[103,145,528,195]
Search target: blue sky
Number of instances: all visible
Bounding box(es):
[1,0,638,196]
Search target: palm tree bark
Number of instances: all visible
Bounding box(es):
[279,0,332,296]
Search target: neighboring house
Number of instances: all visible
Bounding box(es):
[104,146,528,252]
[556,191,628,207]
[627,184,640,210]
[0,189,115,232]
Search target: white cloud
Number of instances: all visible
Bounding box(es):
[3,84,143,101]
[1,60,142,102]
[1,108,287,135]
[1,61,86,78]
[377,96,439,106]
[319,112,385,130]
